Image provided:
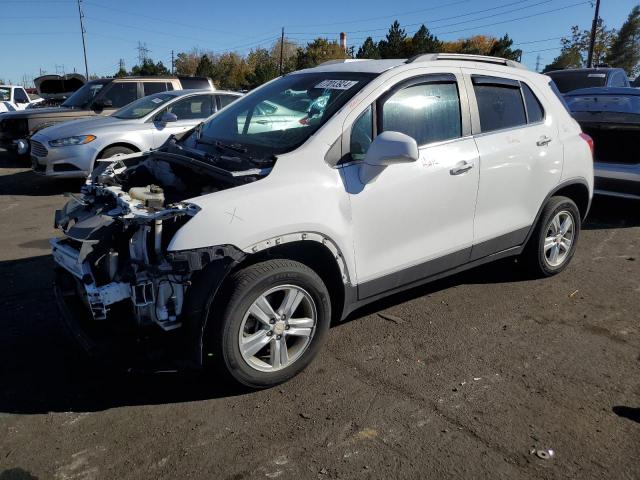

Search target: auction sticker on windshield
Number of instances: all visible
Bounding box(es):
[315,80,359,90]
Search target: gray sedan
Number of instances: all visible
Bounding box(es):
[30,89,241,178]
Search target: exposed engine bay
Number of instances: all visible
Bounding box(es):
[51,150,265,332]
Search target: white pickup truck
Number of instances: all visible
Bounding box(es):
[0,85,41,113]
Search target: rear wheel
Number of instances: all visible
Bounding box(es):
[523,196,581,276]
[208,260,331,388]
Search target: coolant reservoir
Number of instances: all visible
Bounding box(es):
[129,184,165,209]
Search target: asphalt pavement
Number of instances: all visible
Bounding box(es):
[0,150,638,480]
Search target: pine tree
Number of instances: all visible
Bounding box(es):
[195,54,215,78]
[378,21,407,58]
[407,25,441,56]
[605,5,640,76]
[356,37,381,59]
[488,34,522,61]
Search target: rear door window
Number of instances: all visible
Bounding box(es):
[101,82,138,108]
[165,94,214,120]
[521,83,544,123]
[380,78,462,146]
[472,77,526,133]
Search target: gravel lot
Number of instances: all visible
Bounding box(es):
[0,149,638,480]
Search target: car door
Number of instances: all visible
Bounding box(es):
[342,72,480,299]
[151,94,215,148]
[463,70,563,259]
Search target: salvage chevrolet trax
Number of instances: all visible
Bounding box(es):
[52,54,594,388]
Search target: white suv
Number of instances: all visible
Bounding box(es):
[51,54,594,387]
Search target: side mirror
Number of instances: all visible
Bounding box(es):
[93,98,113,110]
[158,112,178,123]
[363,131,419,166]
[359,131,419,184]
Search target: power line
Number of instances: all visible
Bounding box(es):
[287,0,546,35]
[286,0,472,28]
[342,0,590,43]
[514,36,565,46]
[84,0,271,40]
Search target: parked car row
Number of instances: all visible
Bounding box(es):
[0,75,213,157]
[31,89,241,178]
[49,54,594,388]
[545,66,640,200]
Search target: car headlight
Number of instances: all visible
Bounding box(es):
[49,135,96,147]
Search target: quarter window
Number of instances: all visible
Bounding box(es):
[143,82,170,96]
[473,81,526,133]
[522,83,544,123]
[381,81,461,145]
[350,105,373,161]
[218,95,238,109]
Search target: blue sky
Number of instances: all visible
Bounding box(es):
[1,0,638,85]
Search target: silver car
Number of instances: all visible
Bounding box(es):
[30,89,241,178]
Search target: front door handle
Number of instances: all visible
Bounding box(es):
[537,136,552,146]
[450,161,474,175]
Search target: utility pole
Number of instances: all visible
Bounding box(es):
[77,0,89,79]
[587,0,601,68]
[535,54,541,72]
[171,50,175,74]
[279,27,285,75]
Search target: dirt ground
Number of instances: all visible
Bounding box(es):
[0,149,638,480]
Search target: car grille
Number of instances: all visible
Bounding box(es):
[30,140,48,158]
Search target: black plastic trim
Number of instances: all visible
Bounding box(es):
[471,75,520,88]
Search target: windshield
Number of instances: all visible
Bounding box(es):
[0,87,10,101]
[547,71,608,93]
[113,93,174,119]
[188,72,375,157]
[61,80,107,108]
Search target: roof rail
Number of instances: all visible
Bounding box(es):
[318,59,368,66]
[406,53,527,70]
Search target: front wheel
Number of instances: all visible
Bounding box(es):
[523,196,581,277]
[208,260,331,388]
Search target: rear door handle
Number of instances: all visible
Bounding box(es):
[537,136,552,146]
[450,161,474,175]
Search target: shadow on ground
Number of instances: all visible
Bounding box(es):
[0,251,531,414]
[0,254,247,415]
[0,169,83,196]
[613,406,640,424]
[584,195,640,230]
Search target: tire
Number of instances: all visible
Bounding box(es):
[92,146,135,177]
[99,145,135,159]
[208,259,331,389]
[523,196,581,277]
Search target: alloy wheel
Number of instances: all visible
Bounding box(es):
[238,285,317,372]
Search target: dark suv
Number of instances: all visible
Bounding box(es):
[0,76,213,158]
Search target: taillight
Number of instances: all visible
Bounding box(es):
[579,132,594,156]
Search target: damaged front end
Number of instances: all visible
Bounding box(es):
[51,151,258,361]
